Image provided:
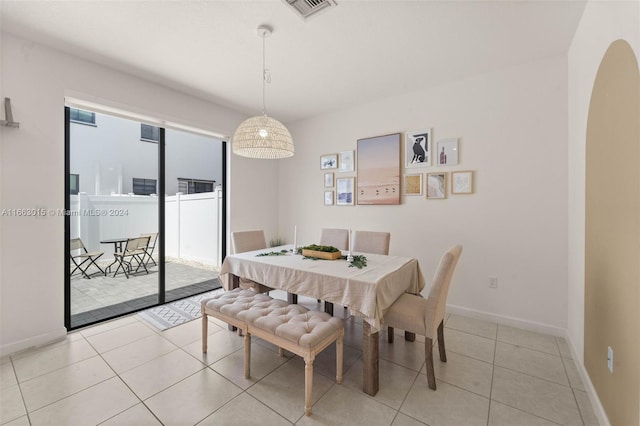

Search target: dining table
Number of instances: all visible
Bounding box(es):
[219,245,425,396]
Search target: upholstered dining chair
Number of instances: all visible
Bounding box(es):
[384,244,462,390]
[352,231,390,255]
[319,228,349,250]
[231,230,273,294]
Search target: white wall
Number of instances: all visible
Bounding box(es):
[567,0,640,364]
[0,32,279,355]
[280,54,569,332]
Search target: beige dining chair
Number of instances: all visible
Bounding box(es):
[352,231,390,255]
[319,228,349,250]
[231,230,273,294]
[384,244,462,390]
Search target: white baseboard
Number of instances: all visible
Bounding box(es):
[446,303,566,337]
[0,327,67,358]
[565,333,611,426]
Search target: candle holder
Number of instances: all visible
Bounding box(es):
[346,252,354,262]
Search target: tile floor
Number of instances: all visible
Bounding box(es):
[1,292,599,425]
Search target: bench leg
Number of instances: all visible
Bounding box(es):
[336,334,344,385]
[244,332,251,379]
[202,313,208,353]
[304,356,314,416]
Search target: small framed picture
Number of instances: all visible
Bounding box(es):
[404,174,423,196]
[427,172,447,199]
[336,177,355,206]
[324,191,334,206]
[320,154,338,169]
[339,150,355,172]
[324,172,334,188]
[435,138,459,166]
[405,128,431,168]
[451,170,474,194]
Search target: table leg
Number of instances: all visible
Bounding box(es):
[228,274,239,332]
[324,301,334,316]
[287,293,298,304]
[362,321,379,396]
[405,331,416,342]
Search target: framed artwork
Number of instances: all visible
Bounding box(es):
[336,177,355,206]
[404,174,423,196]
[435,138,459,166]
[356,133,401,205]
[339,150,355,172]
[320,154,338,169]
[324,172,334,188]
[451,170,474,194]
[405,128,431,168]
[427,172,447,199]
[324,191,334,206]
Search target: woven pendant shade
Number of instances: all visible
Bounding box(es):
[232,114,294,159]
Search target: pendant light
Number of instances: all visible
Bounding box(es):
[232,25,294,159]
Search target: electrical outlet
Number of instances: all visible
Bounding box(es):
[607,346,613,373]
[488,276,498,288]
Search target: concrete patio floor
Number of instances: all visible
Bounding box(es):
[71,259,220,316]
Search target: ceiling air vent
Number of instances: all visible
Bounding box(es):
[283,0,337,20]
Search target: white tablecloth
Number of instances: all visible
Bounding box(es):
[220,245,425,331]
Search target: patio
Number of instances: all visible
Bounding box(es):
[70,258,220,329]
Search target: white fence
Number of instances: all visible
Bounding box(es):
[70,189,222,266]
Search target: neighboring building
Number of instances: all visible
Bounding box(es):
[69,110,223,196]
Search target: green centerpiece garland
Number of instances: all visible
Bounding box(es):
[296,244,368,269]
[256,249,291,257]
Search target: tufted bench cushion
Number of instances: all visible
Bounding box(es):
[201,288,344,416]
[244,305,344,350]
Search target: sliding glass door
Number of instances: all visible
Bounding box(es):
[65,106,225,330]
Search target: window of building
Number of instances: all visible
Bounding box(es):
[133,178,157,196]
[141,124,160,143]
[69,108,96,125]
[177,178,215,194]
[70,174,79,195]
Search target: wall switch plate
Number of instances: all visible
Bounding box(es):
[488,276,498,288]
[607,346,613,373]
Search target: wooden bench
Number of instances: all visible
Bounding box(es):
[201,288,344,416]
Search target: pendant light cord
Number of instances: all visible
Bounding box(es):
[262,33,271,116]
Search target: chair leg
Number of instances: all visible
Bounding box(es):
[437,320,447,362]
[387,326,394,343]
[425,337,436,390]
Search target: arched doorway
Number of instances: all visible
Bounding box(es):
[585,39,639,426]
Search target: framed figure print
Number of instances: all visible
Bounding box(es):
[320,154,338,170]
[336,177,355,206]
[339,150,355,172]
[404,174,423,196]
[324,191,334,206]
[357,133,401,205]
[405,128,431,168]
[324,172,334,188]
[427,172,447,199]
[451,170,474,194]
[435,138,459,166]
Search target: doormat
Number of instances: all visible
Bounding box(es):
[137,288,225,331]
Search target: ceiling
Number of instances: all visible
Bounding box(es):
[0,0,586,123]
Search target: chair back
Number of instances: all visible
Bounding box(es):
[425,245,463,334]
[70,238,86,253]
[319,228,349,250]
[352,231,390,255]
[140,232,158,247]
[125,236,150,253]
[232,230,267,254]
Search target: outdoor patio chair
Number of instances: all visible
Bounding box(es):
[112,235,151,279]
[140,232,158,266]
[70,238,105,279]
